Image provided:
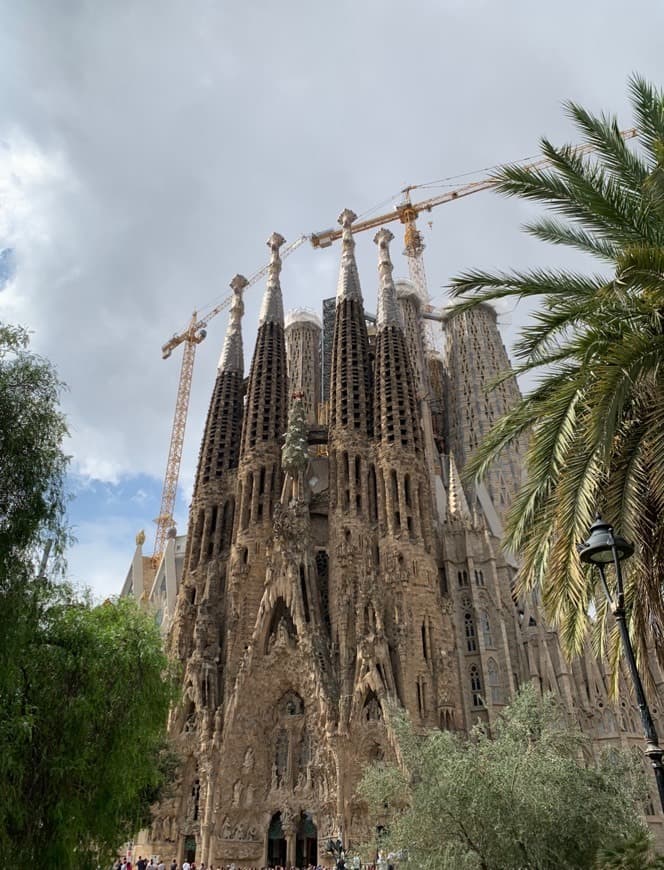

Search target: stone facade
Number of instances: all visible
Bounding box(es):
[144,215,664,866]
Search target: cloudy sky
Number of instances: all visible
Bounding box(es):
[1,0,662,598]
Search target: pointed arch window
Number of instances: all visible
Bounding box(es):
[481,611,493,648]
[275,728,289,788]
[464,612,477,652]
[470,665,483,708]
[488,658,502,705]
[297,729,311,772]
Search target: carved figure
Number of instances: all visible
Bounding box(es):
[242,746,255,772]
[232,779,242,806]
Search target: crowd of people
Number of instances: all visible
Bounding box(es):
[113,859,388,870]
[113,863,355,870]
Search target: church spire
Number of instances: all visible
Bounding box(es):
[218,274,247,372]
[239,232,288,458]
[336,208,363,303]
[375,228,402,329]
[329,209,373,434]
[448,453,471,521]
[372,228,421,452]
[259,232,285,325]
[186,274,247,572]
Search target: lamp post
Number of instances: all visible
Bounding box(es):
[578,514,664,812]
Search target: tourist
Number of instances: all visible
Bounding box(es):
[137,857,148,870]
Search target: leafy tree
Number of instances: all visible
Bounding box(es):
[449,77,664,676]
[0,322,177,868]
[0,590,176,868]
[357,687,650,870]
[0,323,69,646]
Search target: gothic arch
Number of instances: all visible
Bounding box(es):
[264,597,298,654]
[361,689,383,723]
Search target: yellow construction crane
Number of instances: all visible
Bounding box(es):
[155,127,638,562]
[310,128,639,326]
[152,235,308,563]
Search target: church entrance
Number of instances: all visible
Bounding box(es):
[183,834,196,862]
[296,812,317,867]
[267,812,287,867]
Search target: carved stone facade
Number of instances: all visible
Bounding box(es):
[143,215,664,865]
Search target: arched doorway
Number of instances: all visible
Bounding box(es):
[183,834,196,862]
[296,812,317,867]
[267,812,287,867]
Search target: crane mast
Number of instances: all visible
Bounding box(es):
[153,313,206,563]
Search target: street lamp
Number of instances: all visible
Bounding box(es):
[578,514,664,812]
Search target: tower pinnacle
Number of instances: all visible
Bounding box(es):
[374,228,402,329]
[218,273,247,372]
[336,209,362,302]
[448,453,471,520]
[259,232,286,325]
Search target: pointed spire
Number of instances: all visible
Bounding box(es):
[218,273,247,372]
[336,209,363,302]
[259,232,286,325]
[374,228,402,328]
[448,454,471,520]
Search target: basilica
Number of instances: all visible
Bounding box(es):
[142,210,663,866]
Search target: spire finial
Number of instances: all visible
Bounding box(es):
[336,209,362,302]
[374,227,401,328]
[218,273,247,371]
[259,232,286,325]
[448,453,471,521]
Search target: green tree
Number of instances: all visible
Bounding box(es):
[449,77,664,675]
[0,323,69,626]
[0,322,177,868]
[358,687,650,870]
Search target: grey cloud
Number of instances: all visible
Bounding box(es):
[1,0,662,501]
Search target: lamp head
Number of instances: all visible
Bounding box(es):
[578,515,634,565]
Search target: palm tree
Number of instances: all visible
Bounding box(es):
[594,830,664,869]
[449,76,664,684]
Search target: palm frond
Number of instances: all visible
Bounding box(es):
[628,75,664,165]
[524,217,618,261]
[564,100,649,190]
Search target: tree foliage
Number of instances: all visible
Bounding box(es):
[0,323,69,596]
[448,77,664,678]
[357,687,650,870]
[0,322,177,868]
